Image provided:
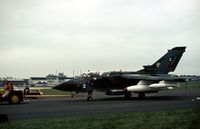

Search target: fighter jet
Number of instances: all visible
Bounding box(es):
[54,46,186,100]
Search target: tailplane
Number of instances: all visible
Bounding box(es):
[137,46,186,74]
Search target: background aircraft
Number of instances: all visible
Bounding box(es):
[54,46,186,100]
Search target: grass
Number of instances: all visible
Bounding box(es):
[0,108,200,129]
[177,81,200,90]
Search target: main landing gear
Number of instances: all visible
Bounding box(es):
[87,90,93,101]
[124,91,132,99]
[138,93,146,99]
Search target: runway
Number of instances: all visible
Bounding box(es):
[1,89,200,121]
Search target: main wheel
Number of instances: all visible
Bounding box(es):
[87,96,93,101]
[124,91,132,99]
[138,93,146,99]
[8,94,20,104]
[87,90,93,101]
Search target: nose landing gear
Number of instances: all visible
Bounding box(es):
[87,90,93,101]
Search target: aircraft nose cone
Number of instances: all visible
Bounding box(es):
[53,85,61,90]
[53,83,65,90]
[53,82,78,91]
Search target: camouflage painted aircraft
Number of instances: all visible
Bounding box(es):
[54,46,186,100]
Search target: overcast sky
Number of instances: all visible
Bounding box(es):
[0,0,199,78]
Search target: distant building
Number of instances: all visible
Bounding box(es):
[0,73,72,87]
[0,77,28,86]
[29,77,47,86]
[57,73,70,84]
[46,74,58,86]
[180,75,200,81]
[29,73,71,86]
[46,73,70,86]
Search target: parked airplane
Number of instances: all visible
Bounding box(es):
[54,46,186,100]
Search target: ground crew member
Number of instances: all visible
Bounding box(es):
[24,87,30,95]
[2,81,13,98]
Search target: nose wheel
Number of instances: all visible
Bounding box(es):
[138,93,146,99]
[87,90,93,101]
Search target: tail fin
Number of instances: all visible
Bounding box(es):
[137,46,186,74]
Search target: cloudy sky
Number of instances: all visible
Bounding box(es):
[0,0,199,78]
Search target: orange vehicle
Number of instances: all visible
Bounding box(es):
[0,82,24,104]
[0,89,24,104]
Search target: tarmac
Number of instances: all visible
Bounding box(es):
[1,89,200,122]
